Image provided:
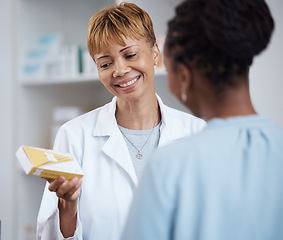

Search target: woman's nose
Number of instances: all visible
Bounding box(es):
[113,60,130,78]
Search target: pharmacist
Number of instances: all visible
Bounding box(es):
[36,2,206,240]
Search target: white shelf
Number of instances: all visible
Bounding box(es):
[19,69,167,86]
[20,74,100,86]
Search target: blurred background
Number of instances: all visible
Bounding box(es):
[0,0,282,239]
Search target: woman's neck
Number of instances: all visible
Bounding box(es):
[201,83,257,121]
[115,94,161,130]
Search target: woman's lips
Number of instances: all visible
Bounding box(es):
[118,76,140,88]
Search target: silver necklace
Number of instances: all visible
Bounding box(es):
[120,116,159,159]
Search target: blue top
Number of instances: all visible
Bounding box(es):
[121,115,283,240]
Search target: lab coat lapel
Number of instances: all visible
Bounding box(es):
[102,128,138,185]
[93,97,138,186]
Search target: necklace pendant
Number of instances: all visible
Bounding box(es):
[136,152,143,159]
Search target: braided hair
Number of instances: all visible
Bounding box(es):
[165,0,274,91]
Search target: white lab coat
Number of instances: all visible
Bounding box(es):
[36,95,206,240]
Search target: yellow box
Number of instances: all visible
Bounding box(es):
[16,145,84,180]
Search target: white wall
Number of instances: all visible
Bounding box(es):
[250,0,283,127]
[0,0,16,239]
[117,0,183,37]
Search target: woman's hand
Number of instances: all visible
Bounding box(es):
[44,176,83,237]
[46,176,82,201]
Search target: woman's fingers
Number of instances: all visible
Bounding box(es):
[48,176,66,192]
[62,178,83,201]
[48,176,82,201]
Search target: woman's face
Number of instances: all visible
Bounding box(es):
[94,37,159,102]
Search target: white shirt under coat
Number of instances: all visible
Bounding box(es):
[36,94,206,240]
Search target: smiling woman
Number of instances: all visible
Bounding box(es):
[35,2,206,240]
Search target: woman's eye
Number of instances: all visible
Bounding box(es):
[126,54,136,59]
[101,63,111,68]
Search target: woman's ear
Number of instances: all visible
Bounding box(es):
[176,63,192,93]
[152,43,160,65]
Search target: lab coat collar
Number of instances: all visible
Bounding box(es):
[92,94,185,141]
[92,97,118,137]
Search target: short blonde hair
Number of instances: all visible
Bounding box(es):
[87,2,156,59]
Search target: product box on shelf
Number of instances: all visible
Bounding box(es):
[16,145,83,180]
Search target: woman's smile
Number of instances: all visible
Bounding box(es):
[118,75,141,88]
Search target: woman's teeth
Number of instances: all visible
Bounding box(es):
[119,76,140,88]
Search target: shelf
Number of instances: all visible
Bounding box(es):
[20,74,99,86]
[19,69,167,86]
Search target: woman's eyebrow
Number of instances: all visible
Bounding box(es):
[95,55,110,61]
[95,45,138,61]
[120,45,137,52]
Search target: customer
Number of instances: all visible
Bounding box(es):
[36,2,205,239]
[122,0,283,239]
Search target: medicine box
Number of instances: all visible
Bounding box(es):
[16,145,83,180]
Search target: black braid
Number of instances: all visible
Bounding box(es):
[166,0,274,90]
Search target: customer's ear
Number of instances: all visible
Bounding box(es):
[176,63,192,93]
